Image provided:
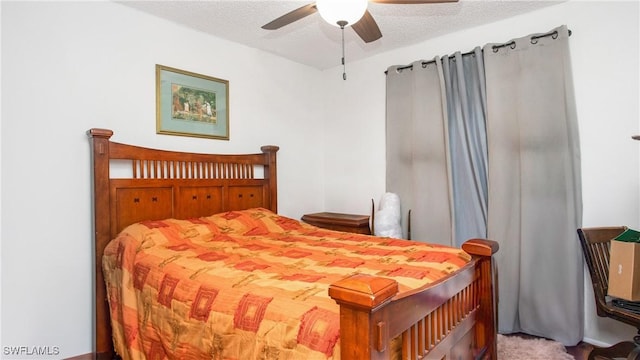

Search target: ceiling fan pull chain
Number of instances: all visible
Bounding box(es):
[340,22,347,80]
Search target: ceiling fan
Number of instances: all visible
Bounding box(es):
[261,0,459,43]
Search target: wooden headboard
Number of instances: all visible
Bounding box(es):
[87,128,279,358]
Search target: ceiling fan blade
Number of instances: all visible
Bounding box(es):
[370,0,458,3]
[261,3,318,30]
[351,10,382,43]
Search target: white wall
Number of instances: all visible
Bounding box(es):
[1,1,327,358]
[322,0,640,348]
[2,0,638,357]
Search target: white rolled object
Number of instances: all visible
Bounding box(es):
[378,192,401,221]
[374,192,402,238]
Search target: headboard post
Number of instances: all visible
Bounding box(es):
[261,145,279,213]
[87,128,115,359]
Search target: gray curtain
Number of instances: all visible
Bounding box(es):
[484,25,583,344]
[442,48,489,247]
[385,25,582,345]
[386,60,453,245]
[385,49,489,247]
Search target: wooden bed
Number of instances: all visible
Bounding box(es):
[88,128,499,360]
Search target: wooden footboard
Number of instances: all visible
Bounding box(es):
[329,239,498,360]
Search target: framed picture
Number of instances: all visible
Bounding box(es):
[156,64,229,140]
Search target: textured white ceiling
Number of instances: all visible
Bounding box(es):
[116,0,564,70]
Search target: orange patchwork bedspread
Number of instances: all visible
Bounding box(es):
[103,208,470,360]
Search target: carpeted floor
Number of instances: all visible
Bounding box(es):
[498,334,575,360]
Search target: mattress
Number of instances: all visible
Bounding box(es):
[103,208,470,359]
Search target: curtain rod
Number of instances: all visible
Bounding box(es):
[385,29,572,75]
[491,29,571,52]
[386,49,475,74]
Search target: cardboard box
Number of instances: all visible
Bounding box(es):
[608,239,640,301]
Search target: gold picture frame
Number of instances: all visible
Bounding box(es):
[156,64,229,140]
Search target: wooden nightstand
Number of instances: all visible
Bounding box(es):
[301,212,371,235]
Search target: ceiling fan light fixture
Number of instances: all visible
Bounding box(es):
[316,0,368,27]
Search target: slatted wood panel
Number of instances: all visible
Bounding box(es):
[400,270,479,359]
[130,159,256,179]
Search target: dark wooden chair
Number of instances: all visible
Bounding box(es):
[577,227,640,360]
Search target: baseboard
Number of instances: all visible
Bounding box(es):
[583,337,612,348]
